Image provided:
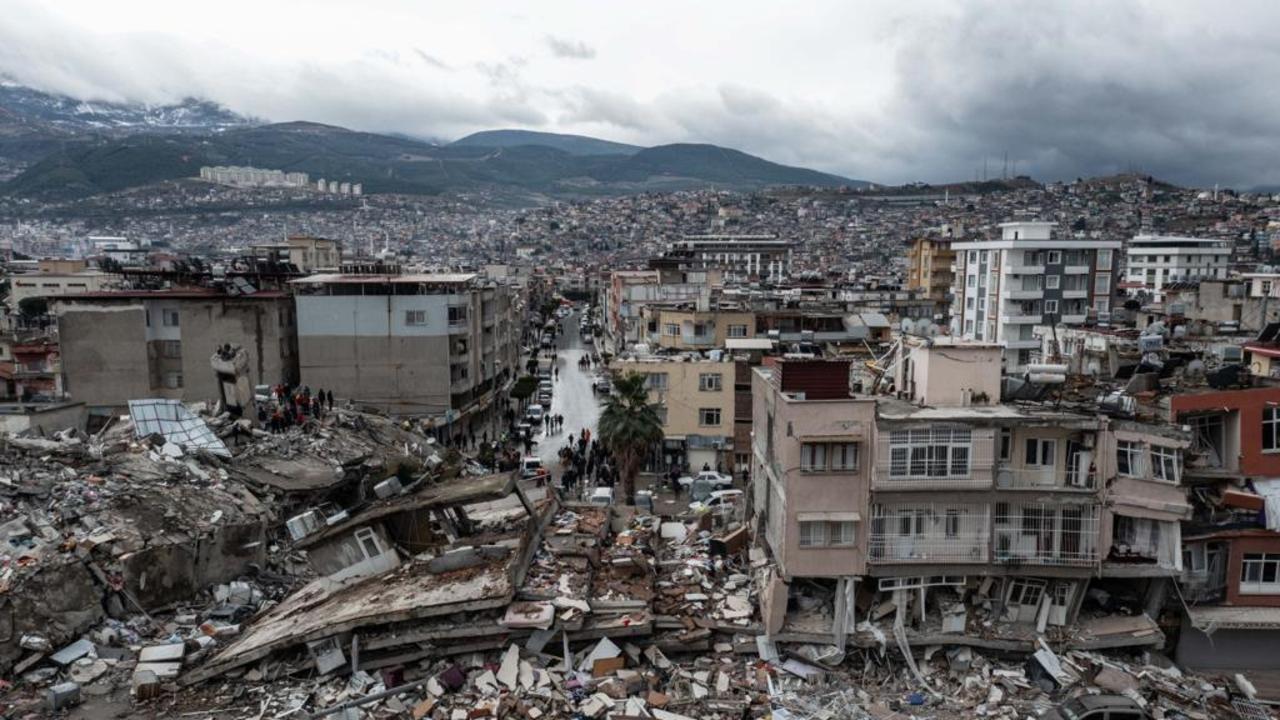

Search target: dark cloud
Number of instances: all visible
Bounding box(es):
[545,36,596,60]
[412,49,451,71]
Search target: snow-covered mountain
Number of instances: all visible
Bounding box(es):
[0,79,255,133]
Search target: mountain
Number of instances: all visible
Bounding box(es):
[0,79,253,134]
[452,129,641,156]
[0,81,866,199]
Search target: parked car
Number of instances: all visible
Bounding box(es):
[253,385,272,403]
[689,489,745,516]
[634,490,655,514]
[1043,695,1148,720]
[589,487,614,506]
[526,404,546,422]
[582,334,594,345]
[594,377,612,395]
[678,470,734,491]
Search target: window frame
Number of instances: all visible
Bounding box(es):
[1150,444,1181,483]
[698,407,722,427]
[1116,440,1145,477]
[1241,553,1280,595]
[1264,407,1280,453]
[698,373,723,392]
[404,309,427,326]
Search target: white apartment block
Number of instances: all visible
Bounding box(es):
[1124,234,1231,303]
[951,222,1121,373]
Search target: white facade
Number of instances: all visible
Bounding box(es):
[1124,234,1231,302]
[951,221,1121,373]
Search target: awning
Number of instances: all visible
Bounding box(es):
[798,433,864,443]
[796,511,861,522]
[1188,606,1280,632]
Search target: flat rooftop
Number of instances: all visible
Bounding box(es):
[292,273,478,285]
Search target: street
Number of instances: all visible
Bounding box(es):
[535,310,602,470]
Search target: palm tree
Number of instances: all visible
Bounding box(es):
[597,372,664,505]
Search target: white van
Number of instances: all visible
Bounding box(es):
[589,487,615,506]
[526,404,545,422]
[521,456,545,479]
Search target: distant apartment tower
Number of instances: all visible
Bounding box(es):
[951,221,1120,372]
[1124,234,1231,303]
[661,235,793,282]
[292,272,521,420]
[200,166,310,188]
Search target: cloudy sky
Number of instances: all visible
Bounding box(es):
[1,0,1278,188]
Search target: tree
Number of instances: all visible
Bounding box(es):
[18,296,48,318]
[597,372,664,505]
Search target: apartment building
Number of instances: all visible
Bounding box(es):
[611,355,736,471]
[661,235,793,283]
[1166,383,1280,672]
[951,221,1121,372]
[8,259,112,306]
[601,271,708,354]
[751,338,1188,646]
[1124,234,1231,303]
[641,305,756,350]
[905,235,956,316]
[55,289,297,415]
[292,272,520,422]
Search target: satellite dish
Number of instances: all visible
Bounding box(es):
[924,324,940,337]
[901,318,916,334]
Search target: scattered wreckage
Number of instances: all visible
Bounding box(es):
[0,401,1274,719]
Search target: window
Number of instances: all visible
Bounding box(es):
[448,306,469,326]
[1262,280,1273,296]
[664,323,679,336]
[967,274,977,288]
[1006,578,1046,608]
[160,340,182,359]
[699,407,722,426]
[945,509,961,538]
[1096,249,1113,271]
[1150,445,1180,483]
[887,426,972,479]
[698,373,723,391]
[1241,553,1280,594]
[801,442,858,472]
[1025,437,1056,466]
[162,309,180,327]
[1044,300,1059,314]
[1265,407,1280,452]
[964,319,974,334]
[654,405,668,425]
[1047,251,1062,264]
[692,323,708,338]
[1094,272,1111,294]
[799,521,856,548]
[405,309,427,326]
[999,428,1012,461]
[727,324,748,338]
[1045,275,1060,289]
[163,372,183,389]
[966,297,975,309]
[1117,440,1145,477]
[644,373,668,391]
[354,527,383,560]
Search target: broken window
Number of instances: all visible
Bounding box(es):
[1025,437,1056,466]
[354,527,383,560]
[1188,413,1225,467]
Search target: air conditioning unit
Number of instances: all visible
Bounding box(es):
[374,477,404,499]
[1220,346,1244,363]
[286,510,324,542]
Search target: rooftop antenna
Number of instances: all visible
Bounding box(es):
[1003,151,1008,180]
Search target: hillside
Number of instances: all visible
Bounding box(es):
[452,129,640,156]
[7,122,866,201]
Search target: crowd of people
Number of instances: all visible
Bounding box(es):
[258,384,334,433]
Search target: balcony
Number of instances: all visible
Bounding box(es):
[1064,265,1091,274]
[1001,313,1043,324]
[994,464,1097,491]
[869,503,990,564]
[1006,264,1045,275]
[680,335,714,346]
[1061,313,1088,324]
[1062,289,1089,299]
[1006,288,1044,300]
[992,503,1100,568]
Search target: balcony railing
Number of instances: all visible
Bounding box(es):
[992,503,1100,567]
[994,464,1097,491]
[869,503,990,564]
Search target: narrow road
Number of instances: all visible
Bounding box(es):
[536,310,602,471]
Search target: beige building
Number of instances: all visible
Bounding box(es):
[251,236,341,273]
[611,356,736,471]
[293,272,521,423]
[643,306,756,350]
[9,259,113,306]
[55,289,297,415]
[905,235,956,311]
